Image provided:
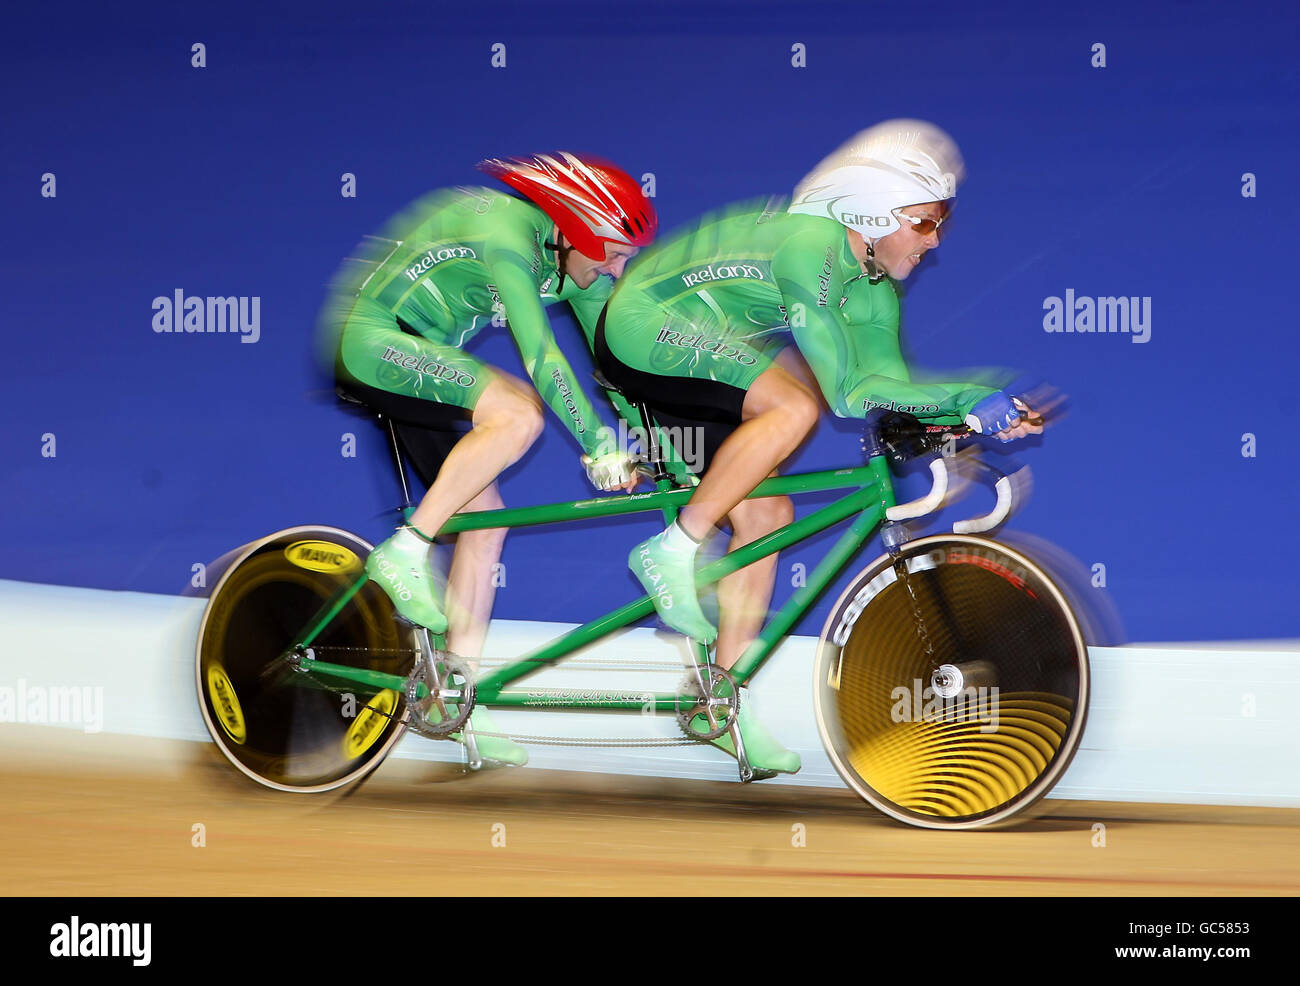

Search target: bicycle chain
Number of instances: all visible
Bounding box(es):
[890,550,940,670]
[309,644,688,673]
[309,645,708,748]
[456,732,698,748]
[309,645,422,657]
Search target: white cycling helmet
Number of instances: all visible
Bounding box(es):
[789,119,964,239]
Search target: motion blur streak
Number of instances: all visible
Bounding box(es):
[2,728,1296,896]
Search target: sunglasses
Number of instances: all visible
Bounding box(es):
[892,205,952,236]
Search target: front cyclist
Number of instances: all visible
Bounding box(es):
[320,153,656,765]
[597,120,1042,774]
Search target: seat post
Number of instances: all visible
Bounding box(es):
[592,369,675,486]
[636,401,672,484]
[378,412,415,514]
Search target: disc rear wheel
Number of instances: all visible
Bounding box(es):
[196,526,418,793]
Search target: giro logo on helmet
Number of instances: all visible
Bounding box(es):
[841,213,891,227]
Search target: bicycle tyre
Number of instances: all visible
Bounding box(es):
[195,526,416,793]
[813,534,1090,830]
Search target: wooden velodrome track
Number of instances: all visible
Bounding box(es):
[2,728,1296,896]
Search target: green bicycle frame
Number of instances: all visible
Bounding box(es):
[295,455,899,714]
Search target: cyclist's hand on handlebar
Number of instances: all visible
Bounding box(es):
[965,392,1046,443]
[581,451,641,493]
[996,398,1044,441]
[998,381,1066,440]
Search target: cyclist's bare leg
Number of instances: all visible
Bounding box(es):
[444,482,506,664]
[712,345,819,668]
[714,486,793,670]
[407,373,544,537]
[677,363,819,542]
[400,372,538,764]
[773,343,825,408]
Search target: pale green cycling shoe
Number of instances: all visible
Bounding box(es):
[461,707,528,766]
[694,687,801,775]
[365,528,448,634]
[422,700,529,767]
[629,527,717,644]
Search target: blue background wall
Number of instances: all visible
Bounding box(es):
[2,0,1296,641]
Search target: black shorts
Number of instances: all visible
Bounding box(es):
[595,305,743,475]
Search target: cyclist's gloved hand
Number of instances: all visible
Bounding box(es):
[581,451,638,492]
[965,391,1029,442]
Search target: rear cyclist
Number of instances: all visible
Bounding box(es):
[597,120,1042,774]
[319,152,656,764]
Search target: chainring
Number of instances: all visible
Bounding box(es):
[405,652,476,739]
[675,665,741,741]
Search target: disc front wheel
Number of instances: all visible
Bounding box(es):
[813,535,1090,830]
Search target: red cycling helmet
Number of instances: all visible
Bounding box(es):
[477,151,658,261]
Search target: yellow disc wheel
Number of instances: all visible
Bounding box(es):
[196,526,415,793]
[814,535,1089,830]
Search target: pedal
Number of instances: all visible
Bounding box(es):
[730,718,756,783]
[461,719,485,772]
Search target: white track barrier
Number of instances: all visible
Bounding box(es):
[1,578,1296,806]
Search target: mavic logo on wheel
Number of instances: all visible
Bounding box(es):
[285,541,361,574]
[343,689,399,759]
[637,547,673,610]
[206,665,247,745]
